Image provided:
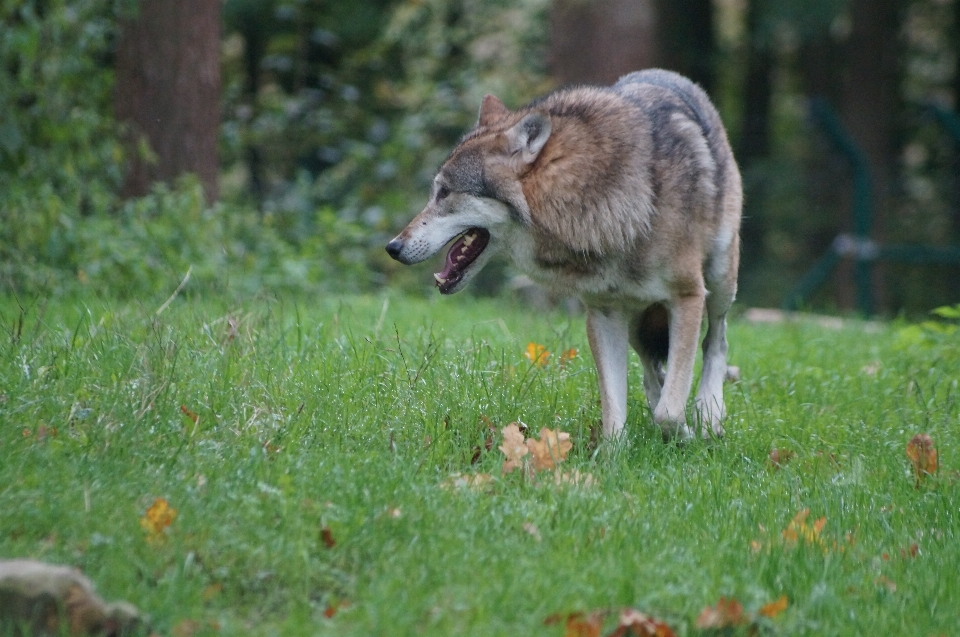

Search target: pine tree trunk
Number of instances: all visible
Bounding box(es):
[739,0,771,162]
[653,0,715,95]
[840,0,903,313]
[549,0,658,85]
[114,0,221,204]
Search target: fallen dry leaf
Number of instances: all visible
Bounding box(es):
[323,600,350,618]
[442,472,494,491]
[500,423,529,474]
[559,348,578,368]
[695,597,746,629]
[901,543,919,558]
[179,405,199,424]
[554,469,596,488]
[875,575,897,593]
[758,595,788,619]
[608,608,676,637]
[525,342,550,367]
[140,498,177,542]
[782,508,826,548]
[544,611,604,637]
[37,424,57,440]
[320,526,336,549]
[768,448,794,469]
[526,427,573,471]
[906,433,937,486]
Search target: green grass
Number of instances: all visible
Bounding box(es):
[1,293,958,636]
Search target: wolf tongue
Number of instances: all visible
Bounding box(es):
[435,235,468,284]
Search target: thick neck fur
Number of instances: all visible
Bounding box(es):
[515,89,656,256]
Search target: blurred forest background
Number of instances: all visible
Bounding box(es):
[2,0,959,315]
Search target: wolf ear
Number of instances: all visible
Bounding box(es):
[477,94,509,127]
[505,111,552,165]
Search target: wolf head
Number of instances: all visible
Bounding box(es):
[385,95,551,294]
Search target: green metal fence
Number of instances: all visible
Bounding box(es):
[782,99,960,315]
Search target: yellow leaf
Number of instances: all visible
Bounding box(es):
[499,423,529,474]
[906,433,937,485]
[525,342,550,367]
[558,348,578,368]
[526,427,572,471]
[758,595,788,618]
[140,498,177,539]
[782,508,827,550]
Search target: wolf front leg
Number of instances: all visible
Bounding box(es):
[654,293,705,441]
[586,308,629,439]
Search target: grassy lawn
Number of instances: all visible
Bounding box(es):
[1,293,958,636]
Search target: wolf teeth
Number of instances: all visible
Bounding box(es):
[463,233,475,246]
[434,273,447,284]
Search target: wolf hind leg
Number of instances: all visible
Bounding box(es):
[629,304,669,412]
[653,294,704,442]
[694,301,729,438]
[695,242,739,438]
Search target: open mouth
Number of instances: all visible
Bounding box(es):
[433,228,490,294]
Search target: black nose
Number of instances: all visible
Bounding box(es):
[385,238,404,260]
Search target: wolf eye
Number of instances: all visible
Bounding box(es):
[435,186,450,202]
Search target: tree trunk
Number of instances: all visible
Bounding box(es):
[738,0,771,163]
[114,0,221,204]
[653,0,715,95]
[736,0,773,300]
[952,0,960,238]
[549,0,658,86]
[840,0,903,313]
[796,33,849,309]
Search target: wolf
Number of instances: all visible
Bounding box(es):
[386,69,742,441]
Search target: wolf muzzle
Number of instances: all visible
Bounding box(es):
[385,238,404,261]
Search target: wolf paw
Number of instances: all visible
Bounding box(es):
[658,420,693,443]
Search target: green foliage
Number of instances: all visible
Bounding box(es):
[220,0,551,292]
[895,303,960,363]
[3,175,384,298]
[3,0,400,298]
[0,0,126,276]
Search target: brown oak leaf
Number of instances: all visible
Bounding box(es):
[500,423,529,474]
[695,597,746,629]
[544,611,603,637]
[526,427,572,471]
[609,608,676,637]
